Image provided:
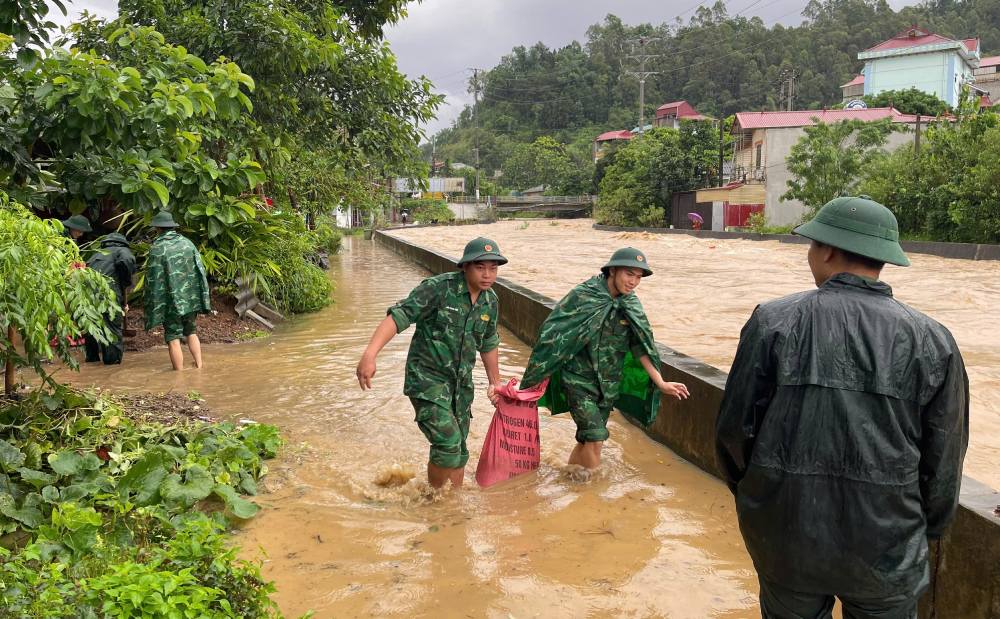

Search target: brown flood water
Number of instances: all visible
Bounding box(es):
[67,236,759,618]
[391,220,1000,491]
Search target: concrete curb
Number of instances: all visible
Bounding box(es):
[376,229,1000,618]
[592,224,1000,261]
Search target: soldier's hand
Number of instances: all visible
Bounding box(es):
[356,355,376,390]
[487,383,500,406]
[658,381,690,400]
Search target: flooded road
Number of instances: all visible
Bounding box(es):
[391,220,1000,491]
[70,236,758,618]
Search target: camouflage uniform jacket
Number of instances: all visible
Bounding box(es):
[86,233,137,305]
[522,275,662,425]
[144,231,211,330]
[388,271,500,409]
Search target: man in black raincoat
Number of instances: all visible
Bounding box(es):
[716,196,968,618]
[84,232,137,364]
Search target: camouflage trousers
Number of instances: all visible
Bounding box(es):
[163,311,197,344]
[410,395,472,469]
[564,369,613,443]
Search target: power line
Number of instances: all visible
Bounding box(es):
[623,36,663,133]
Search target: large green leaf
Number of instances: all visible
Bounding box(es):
[0,493,43,528]
[48,450,84,476]
[16,467,56,489]
[117,448,170,505]
[0,439,26,472]
[212,483,259,519]
[159,464,213,507]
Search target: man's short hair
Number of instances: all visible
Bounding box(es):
[818,241,885,271]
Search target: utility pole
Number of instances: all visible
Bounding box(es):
[624,37,661,134]
[718,118,725,187]
[914,114,922,154]
[470,67,482,202]
[778,69,796,111]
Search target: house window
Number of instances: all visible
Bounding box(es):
[755,143,762,170]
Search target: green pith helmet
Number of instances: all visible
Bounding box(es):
[458,237,508,266]
[61,214,92,233]
[149,211,180,228]
[601,247,653,277]
[793,196,910,267]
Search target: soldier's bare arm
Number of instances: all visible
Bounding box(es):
[357,316,398,390]
[637,354,689,399]
[480,348,501,404]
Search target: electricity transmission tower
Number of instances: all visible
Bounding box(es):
[624,37,662,134]
[469,67,482,200]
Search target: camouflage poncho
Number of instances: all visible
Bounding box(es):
[143,231,211,330]
[521,275,662,426]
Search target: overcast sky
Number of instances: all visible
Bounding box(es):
[57,0,916,135]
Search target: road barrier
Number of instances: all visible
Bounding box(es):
[376,229,1000,619]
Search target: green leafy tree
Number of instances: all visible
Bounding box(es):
[596,122,720,226]
[0,195,117,394]
[861,88,951,116]
[501,136,591,193]
[783,118,896,217]
[861,97,1000,243]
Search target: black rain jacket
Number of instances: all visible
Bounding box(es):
[86,233,137,304]
[716,273,968,599]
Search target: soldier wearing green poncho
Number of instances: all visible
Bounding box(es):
[144,211,211,371]
[521,248,689,471]
[356,237,506,489]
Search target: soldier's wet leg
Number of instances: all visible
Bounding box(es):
[568,441,604,469]
[412,398,470,489]
[83,335,101,363]
[188,335,203,369]
[180,313,202,368]
[167,340,184,370]
[566,389,612,470]
[164,311,186,370]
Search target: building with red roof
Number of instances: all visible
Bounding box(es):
[653,100,709,128]
[854,27,982,108]
[696,107,923,227]
[974,55,1000,104]
[591,129,633,162]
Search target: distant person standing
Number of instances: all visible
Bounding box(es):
[716,196,968,618]
[144,211,211,371]
[61,214,91,243]
[84,233,137,365]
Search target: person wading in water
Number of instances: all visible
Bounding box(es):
[356,237,506,489]
[519,248,689,472]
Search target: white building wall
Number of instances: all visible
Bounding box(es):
[866,52,954,106]
[763,126,916,227]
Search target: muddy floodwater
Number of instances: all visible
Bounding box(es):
[391,220,1000,491]
[69,236,759,618]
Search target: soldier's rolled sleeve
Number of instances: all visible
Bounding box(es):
[627,326,647,360]
[479,327,499,353]
[387,278,438,333]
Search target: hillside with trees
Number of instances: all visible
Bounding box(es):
[429,0,1000,193]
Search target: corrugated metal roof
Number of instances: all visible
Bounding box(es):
[734,107,917,130]
[980,55,1000,68]
[595,130,633,142]
[841,74,865,88]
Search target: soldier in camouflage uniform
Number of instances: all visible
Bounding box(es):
[144,211,212,371]
[84,232,137,365]
[521,248,689,470]
[356,237,507,489]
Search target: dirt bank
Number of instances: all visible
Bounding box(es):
[389,219,1000,490]
[125,291,268,352]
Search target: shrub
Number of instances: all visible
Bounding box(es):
[401,198,455,223]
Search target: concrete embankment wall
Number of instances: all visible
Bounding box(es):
[593,224,1000,261]
[376,230,1000,618]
